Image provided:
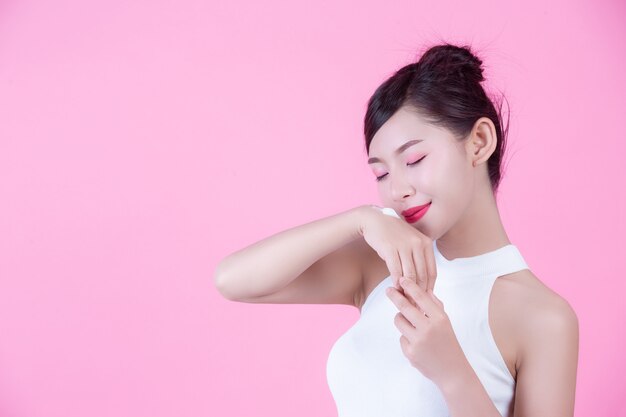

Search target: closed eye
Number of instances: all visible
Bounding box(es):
[375,155,426,182]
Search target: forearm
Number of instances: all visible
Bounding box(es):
[438,360,502,417]
[214,205,369,299]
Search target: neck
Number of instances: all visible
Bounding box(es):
[435,175,510,261]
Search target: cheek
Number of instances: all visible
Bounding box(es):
[414,165,436,188]
[377,187,390,207]
[412,155,443,193]
[440,158,474,211]
[427,153,469,202]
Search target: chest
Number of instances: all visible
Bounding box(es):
[362,259,536,383]
[331,268,524,417]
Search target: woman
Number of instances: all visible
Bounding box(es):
[214,43,579,417]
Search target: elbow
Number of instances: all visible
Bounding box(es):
[214,259,250,302]
[213,260,237,301]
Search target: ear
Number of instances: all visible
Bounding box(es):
[465,117,497,167]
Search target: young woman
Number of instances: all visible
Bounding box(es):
[214,43,579,417]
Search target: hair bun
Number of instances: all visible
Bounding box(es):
[417,44,485,84]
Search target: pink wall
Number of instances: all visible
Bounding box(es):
[1,0,624,416]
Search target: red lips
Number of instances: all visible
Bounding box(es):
[401,202,431,217]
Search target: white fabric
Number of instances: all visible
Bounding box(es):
[326,239,529,417]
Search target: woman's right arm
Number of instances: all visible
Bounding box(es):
[213,205,374,307]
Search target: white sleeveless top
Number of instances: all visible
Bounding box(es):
[326,239,529,417]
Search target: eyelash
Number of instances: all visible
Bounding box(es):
[375,156,426,182]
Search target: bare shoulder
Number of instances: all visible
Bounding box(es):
[493,269,579,415]
[491,269,579,375]
[495,269,577,319]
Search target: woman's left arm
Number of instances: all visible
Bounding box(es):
[388,278,579,417]
[510,298,579,417]
[439,297,580,417]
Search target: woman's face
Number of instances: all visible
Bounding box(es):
[367,106,475,240]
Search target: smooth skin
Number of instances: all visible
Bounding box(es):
[366,106,579,417]
[215,105,579,417]
[359,205,437,292]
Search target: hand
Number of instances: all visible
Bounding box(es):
[386,277,469,387]
[358,205,437,291]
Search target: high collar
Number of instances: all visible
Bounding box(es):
[433,239,529,281]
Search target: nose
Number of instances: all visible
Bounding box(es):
[390,175,415,201]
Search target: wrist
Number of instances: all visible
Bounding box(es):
[354,205,400,237]
[379,206,401,218]
[438,360,474,397]
[369,204,401,218]
[353,205,378,237]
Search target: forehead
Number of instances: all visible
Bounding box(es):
[369,107,456,155]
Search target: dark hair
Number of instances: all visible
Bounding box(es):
[364,43,510,195]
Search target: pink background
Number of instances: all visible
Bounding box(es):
[1,0,624,416]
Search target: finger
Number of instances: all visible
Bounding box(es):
[386,286,429,326]
[399,335,411,356]
[412,246,428,291]
[399,278,440,319]
[385,249,403,289]
[399,248,417,285]
[429,290,444,309]
[397,249,416,306]
[424,244,437,293]
[400,277,438,317]
[394,311,418,337]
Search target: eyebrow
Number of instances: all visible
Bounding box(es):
[367,139,424,164]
